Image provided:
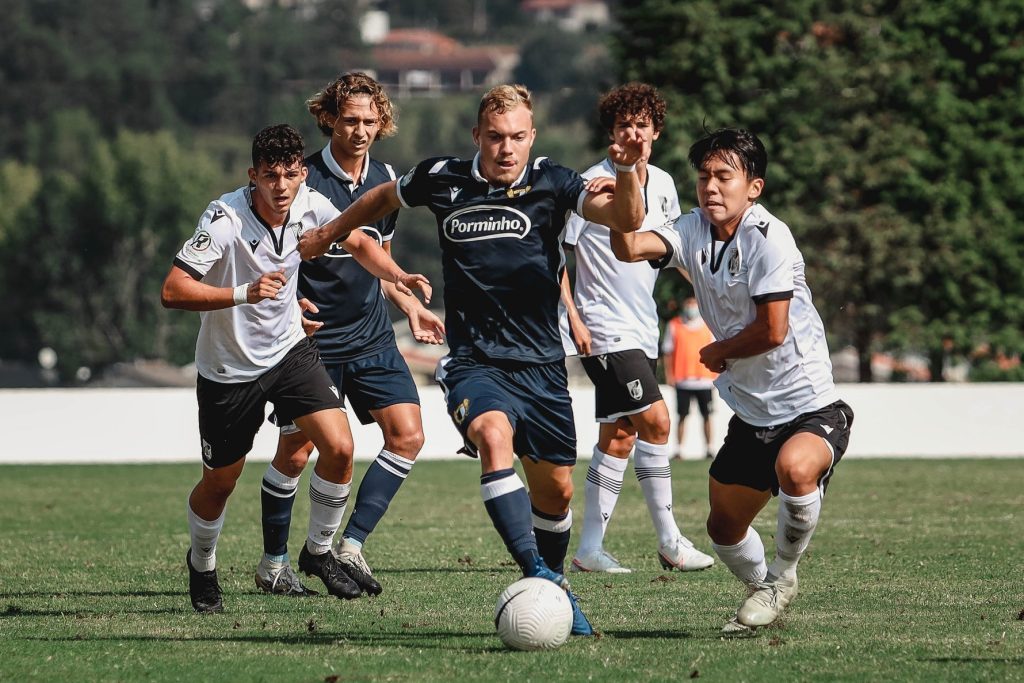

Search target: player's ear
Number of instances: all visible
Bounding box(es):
[748,177,765,201]
[472,126,481,147]
[299,165,308,182]
[248,167,257,184]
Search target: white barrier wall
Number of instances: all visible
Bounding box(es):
[3,383,1023,464]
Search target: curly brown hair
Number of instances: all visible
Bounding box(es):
[252,124,304,168]
[598,83,667,134]
[306,72,397,138]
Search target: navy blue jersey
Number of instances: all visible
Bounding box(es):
[299,146,400,363]
[397,155,586,364]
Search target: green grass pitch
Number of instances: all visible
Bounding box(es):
[1,459,1021,682]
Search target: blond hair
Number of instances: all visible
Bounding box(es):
[477,84,533,124]
[306,72,397,138]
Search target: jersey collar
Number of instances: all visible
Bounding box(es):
[320,143,370,187]
[471,152,530,194]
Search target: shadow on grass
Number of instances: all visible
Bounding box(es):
[3,590,182,598]
[919,657,1024,665]
[20,630,507,652]
[2,607,185,618]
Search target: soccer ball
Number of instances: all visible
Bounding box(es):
[494,577,573,651]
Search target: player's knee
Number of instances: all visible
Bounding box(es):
[385,428,424,459]
[316,435,354,466]
[276,440,314,475]
[605,433,635,457]
[534,482,573,515]
[706,513,743,545]
[468,421,510,456]
[775,455,821,492]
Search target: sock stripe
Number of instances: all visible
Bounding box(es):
[261,479,298,498]
[378,450,414,476]
[586,468,624,494]
[376,460,410,480]
[309,489,350,509]
[635,466,672,480]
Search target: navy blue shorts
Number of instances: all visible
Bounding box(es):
[435,356,577,466]
[276,345,420,430]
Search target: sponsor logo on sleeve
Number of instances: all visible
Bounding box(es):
[442,205,532,243]
[190,230,212,252]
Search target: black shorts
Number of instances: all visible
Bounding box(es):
[197,338,344,468]
[435,356,576,466]
[579,350,663,423]
[709,400,854,496]
[276,345,420,431]
[675,387,713,419]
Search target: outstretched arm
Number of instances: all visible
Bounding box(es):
[580,131,646,232]
[299,181,402,260]
[698,299,789,372]
[341,229,431,301]
[609,230,669,263]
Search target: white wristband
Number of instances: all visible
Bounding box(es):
[614,162,637,173]
[232,283,250,306]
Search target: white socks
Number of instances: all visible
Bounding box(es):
[187,503,225,572]
[577,446,629,555]
[712,526,768,586]
[634,440,680,547]
[768,489,821,580]
[306,471,351,555]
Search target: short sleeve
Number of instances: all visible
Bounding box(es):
[309,190,342,228]
[395,156,452,209]
[544,160,585,218]
[173,204,233,280]
[562,211,586,247]
[747,231,795,303]
[648,220,685,271]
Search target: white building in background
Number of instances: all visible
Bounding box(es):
[521,0,610,32]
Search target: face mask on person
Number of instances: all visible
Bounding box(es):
[682,305,699,321]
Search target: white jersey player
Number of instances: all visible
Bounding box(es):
[559,83,713,575]
[610,127,854,633]
[160,124,429,613]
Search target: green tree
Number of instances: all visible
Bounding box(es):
[613,0,1024,381]
[1,111,221,378]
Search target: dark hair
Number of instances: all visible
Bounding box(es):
[307,72,397,138]
[251,124,305,169]
[688,128,767,180]
[598,82,667,133]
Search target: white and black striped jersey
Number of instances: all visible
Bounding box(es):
[299,147,400,363]
[651,204,838,426]
[173,183,341,383]
[397,153,587,365]
[560,158,680,359]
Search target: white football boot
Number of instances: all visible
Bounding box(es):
[570,548,632,574]
[658,536,715,571]
[736,574,799,627]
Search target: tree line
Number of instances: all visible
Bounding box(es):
[1,0,1021,382]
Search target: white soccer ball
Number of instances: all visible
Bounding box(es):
[494,577,573,651]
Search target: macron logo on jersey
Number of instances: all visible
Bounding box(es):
[442,205,532,243]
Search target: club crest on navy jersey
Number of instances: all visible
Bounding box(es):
[506,185,531,199]
[442,205,532,243]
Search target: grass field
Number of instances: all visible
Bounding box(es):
[0,458,1021,682]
